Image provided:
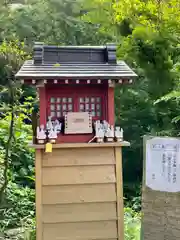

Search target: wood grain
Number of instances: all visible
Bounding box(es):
[43,221,117,240]
[115,147,124,240]
[42,184,116,204]
[31,141,130,149]
[34,146,126,240]
[42,202,117,223]
[42,165,116,185]
[43,148,115,166]
[35,149,42,240]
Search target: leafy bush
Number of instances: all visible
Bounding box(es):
[0,100,35,234]
[0,113,35,188]
[0,182,35,237]
[124,182,142,212]
[124,207,141,240]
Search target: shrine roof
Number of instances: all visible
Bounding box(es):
[15,42,137,79]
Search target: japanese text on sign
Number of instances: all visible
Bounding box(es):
[146,137,180,192]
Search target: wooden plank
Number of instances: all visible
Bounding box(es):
[115,147,124,240]
[42,184,116,204]
[35,149,43,240]
[30,141,130,149]
[42,202,117,223]
[43,148,115,166]
[42,165,116,185]
[43,221,117,240]
[65,112,92,134]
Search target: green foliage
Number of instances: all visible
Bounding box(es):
[124,182,141,212]
[0,0,111,45]
[0,41,29,85]
[0,39,35,233]
[1,0,180,237]
[124,207,141,240]
[84,0,180,185]
[0,182,35,231]
[0,112,34,187]
[0,111,35,235]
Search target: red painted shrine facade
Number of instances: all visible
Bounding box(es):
[16,42,137,143]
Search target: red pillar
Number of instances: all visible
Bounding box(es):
[107,86,115,125]
[38,86,47,126]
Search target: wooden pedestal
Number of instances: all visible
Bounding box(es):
[33,142,130,240]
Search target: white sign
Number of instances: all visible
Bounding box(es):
[146,137,180,192]
[64,112,92,134]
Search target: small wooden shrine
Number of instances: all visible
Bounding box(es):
[16,42,137,240]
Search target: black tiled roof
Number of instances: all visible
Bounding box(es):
[15,42,137,79]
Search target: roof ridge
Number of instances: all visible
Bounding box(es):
[33,42,117,65]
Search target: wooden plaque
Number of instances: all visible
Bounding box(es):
[64,112,92,134]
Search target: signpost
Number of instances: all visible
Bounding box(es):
[142,136,180,240]
[146,137,180,192]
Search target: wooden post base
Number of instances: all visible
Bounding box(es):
[33,142,130,240]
